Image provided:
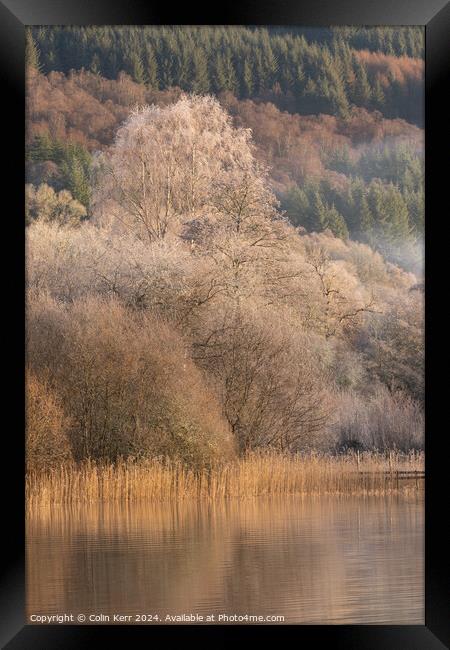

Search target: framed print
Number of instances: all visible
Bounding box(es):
[1,0,449,647]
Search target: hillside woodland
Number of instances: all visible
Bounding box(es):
[25,28,424,472]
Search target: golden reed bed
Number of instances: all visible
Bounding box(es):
[26,451,424,507]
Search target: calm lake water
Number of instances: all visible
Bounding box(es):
[27,494,423,624]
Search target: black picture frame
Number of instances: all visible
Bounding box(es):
[1,1,448,647]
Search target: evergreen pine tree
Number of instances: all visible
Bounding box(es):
[352,60,372,105]
[310,189,327,231]
[89,53,101,75]
[282,185,311,229]
[372,78,385,110]
[406,190,424,234]
[28,133,54,162]
[242,58,254,97]
[383,185,412,242]
[190,49,210,93]
[222,51,238,94]
[60,147,92,208]
[130,52,147,84]
[145,48,159,88]
[331,84,350,119]
[26,29,42,71]
[265,45,278,89]
[323,204,349,239]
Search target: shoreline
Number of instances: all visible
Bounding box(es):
[26,451,424,508]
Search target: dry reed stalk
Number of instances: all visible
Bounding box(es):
[26,451,424,509]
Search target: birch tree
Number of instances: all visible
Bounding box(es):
[93,95,258,241]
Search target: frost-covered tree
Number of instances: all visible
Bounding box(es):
[184,164,289,305]
[93,94,277,242]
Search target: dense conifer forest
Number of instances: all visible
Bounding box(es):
[29,26,424,123]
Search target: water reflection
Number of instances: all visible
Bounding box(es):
[26,495,423,624]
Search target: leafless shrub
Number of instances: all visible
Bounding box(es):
[330,387,424,451]
[26,370,73,472]
[26,183,86,226]
[192,305,330,453]
[26,292,234,468]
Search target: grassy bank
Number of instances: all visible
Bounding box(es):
[26,451,424,508]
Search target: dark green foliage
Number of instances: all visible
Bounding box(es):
[27,135,92,209]
[330,26,424,58]
[145,48,159,88]
[283,185,348,240]
[317,139,424,247]
[26,29,42,71]
[281,156,423,263]
[351,60,372,105]
[89,54,101,75]
[129,52,147,84]
[31,26,424,124]
[406,189,424,232]
[190,49,210,94]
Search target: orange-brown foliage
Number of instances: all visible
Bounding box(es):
[26,371,73,472]
[221,93,422,188]
[26,68,182,149]
[355,50,424,87]
[27,293,235,467]
[26,69,423,193]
